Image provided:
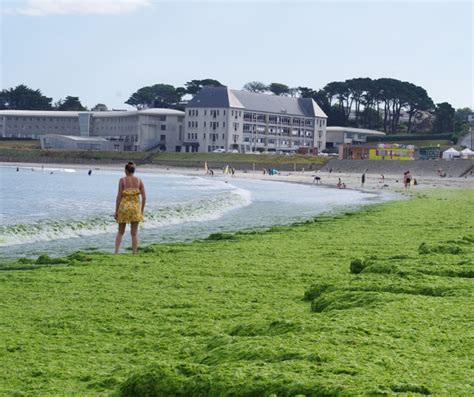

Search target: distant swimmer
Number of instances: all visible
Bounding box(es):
[16,167,19,172]
[88,169,92,176]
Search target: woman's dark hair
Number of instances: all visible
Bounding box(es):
[125,161,136,174]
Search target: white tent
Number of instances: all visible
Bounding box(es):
[461,148,474,159]
[442,147,461,160]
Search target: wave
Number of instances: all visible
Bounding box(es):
[0,187,252,246]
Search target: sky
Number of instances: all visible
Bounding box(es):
[1,0,473,110]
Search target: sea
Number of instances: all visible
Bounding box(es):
[0,165,397,259]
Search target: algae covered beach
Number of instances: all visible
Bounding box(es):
[1,189,473,396]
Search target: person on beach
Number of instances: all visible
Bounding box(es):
[114,162,146,255]
[403,171,412,189]
[361,172,366,187]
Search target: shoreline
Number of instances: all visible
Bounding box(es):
[3,160,474,192]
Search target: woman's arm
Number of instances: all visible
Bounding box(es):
[139,179,146,214]
[115,179,124,219]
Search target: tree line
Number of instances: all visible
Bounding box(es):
[1,79,471,136]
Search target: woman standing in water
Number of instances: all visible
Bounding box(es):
[114,162,146,254]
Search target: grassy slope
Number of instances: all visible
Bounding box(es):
[0,190,473,396]
[0,143,327,169]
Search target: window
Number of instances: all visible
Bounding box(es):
[231,110,234,116]
[161,125,166,131]
[204,121,206,127]
[204,110,207,116]
[160,116,166,121]
[160,134,166,141]
[222,134,225,139]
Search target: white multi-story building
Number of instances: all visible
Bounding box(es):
[0,109,185,152]
[184,86,327,153]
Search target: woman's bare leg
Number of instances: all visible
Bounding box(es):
[115,223,126,254]
[130,222,139,255]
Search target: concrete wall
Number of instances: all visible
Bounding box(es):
[321,159,474,178]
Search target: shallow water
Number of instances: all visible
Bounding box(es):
[0,165,397,258]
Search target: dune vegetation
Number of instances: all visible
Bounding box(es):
[1,189,473,396]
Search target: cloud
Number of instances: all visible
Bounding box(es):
[4,0,152,16]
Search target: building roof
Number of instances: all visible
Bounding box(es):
[0,110,81,117]
[186,86,327,118]
[0,108,184,118]
[43,134,108,142]
[186,86,244,109]
[326,126,386,136]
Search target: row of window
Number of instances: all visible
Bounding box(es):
[187,121,228,129]
[243,137,313,146]
[187,109,244,118]
[186,132,227,141]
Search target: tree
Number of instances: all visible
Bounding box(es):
[323,81,352,124]
[185,79,223,97]
[0,84,52,110]
[268,82,290,96]
[298,86,331,118]
[346,78,372,126]
[454,107,472,133]
[56,96,87,111]
[242,81,268,93]
[125,84,185,109]
[432,102,455,133]
[404,84,434,133]
[91,103,108,112]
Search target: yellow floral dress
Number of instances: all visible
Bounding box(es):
[116,188,144,224]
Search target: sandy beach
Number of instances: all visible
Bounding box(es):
[4,161,474,192]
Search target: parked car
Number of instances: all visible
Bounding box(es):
[212,148,226,153]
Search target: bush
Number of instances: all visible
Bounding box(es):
[367,133,452,142]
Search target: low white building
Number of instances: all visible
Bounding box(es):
[326,126,385,150]
[40,135,111,151]
[0,108,185,152]
[184,86,327,153]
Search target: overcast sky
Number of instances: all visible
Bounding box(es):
[1,0,472,110]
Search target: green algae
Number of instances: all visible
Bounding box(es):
[0,189,473,396]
